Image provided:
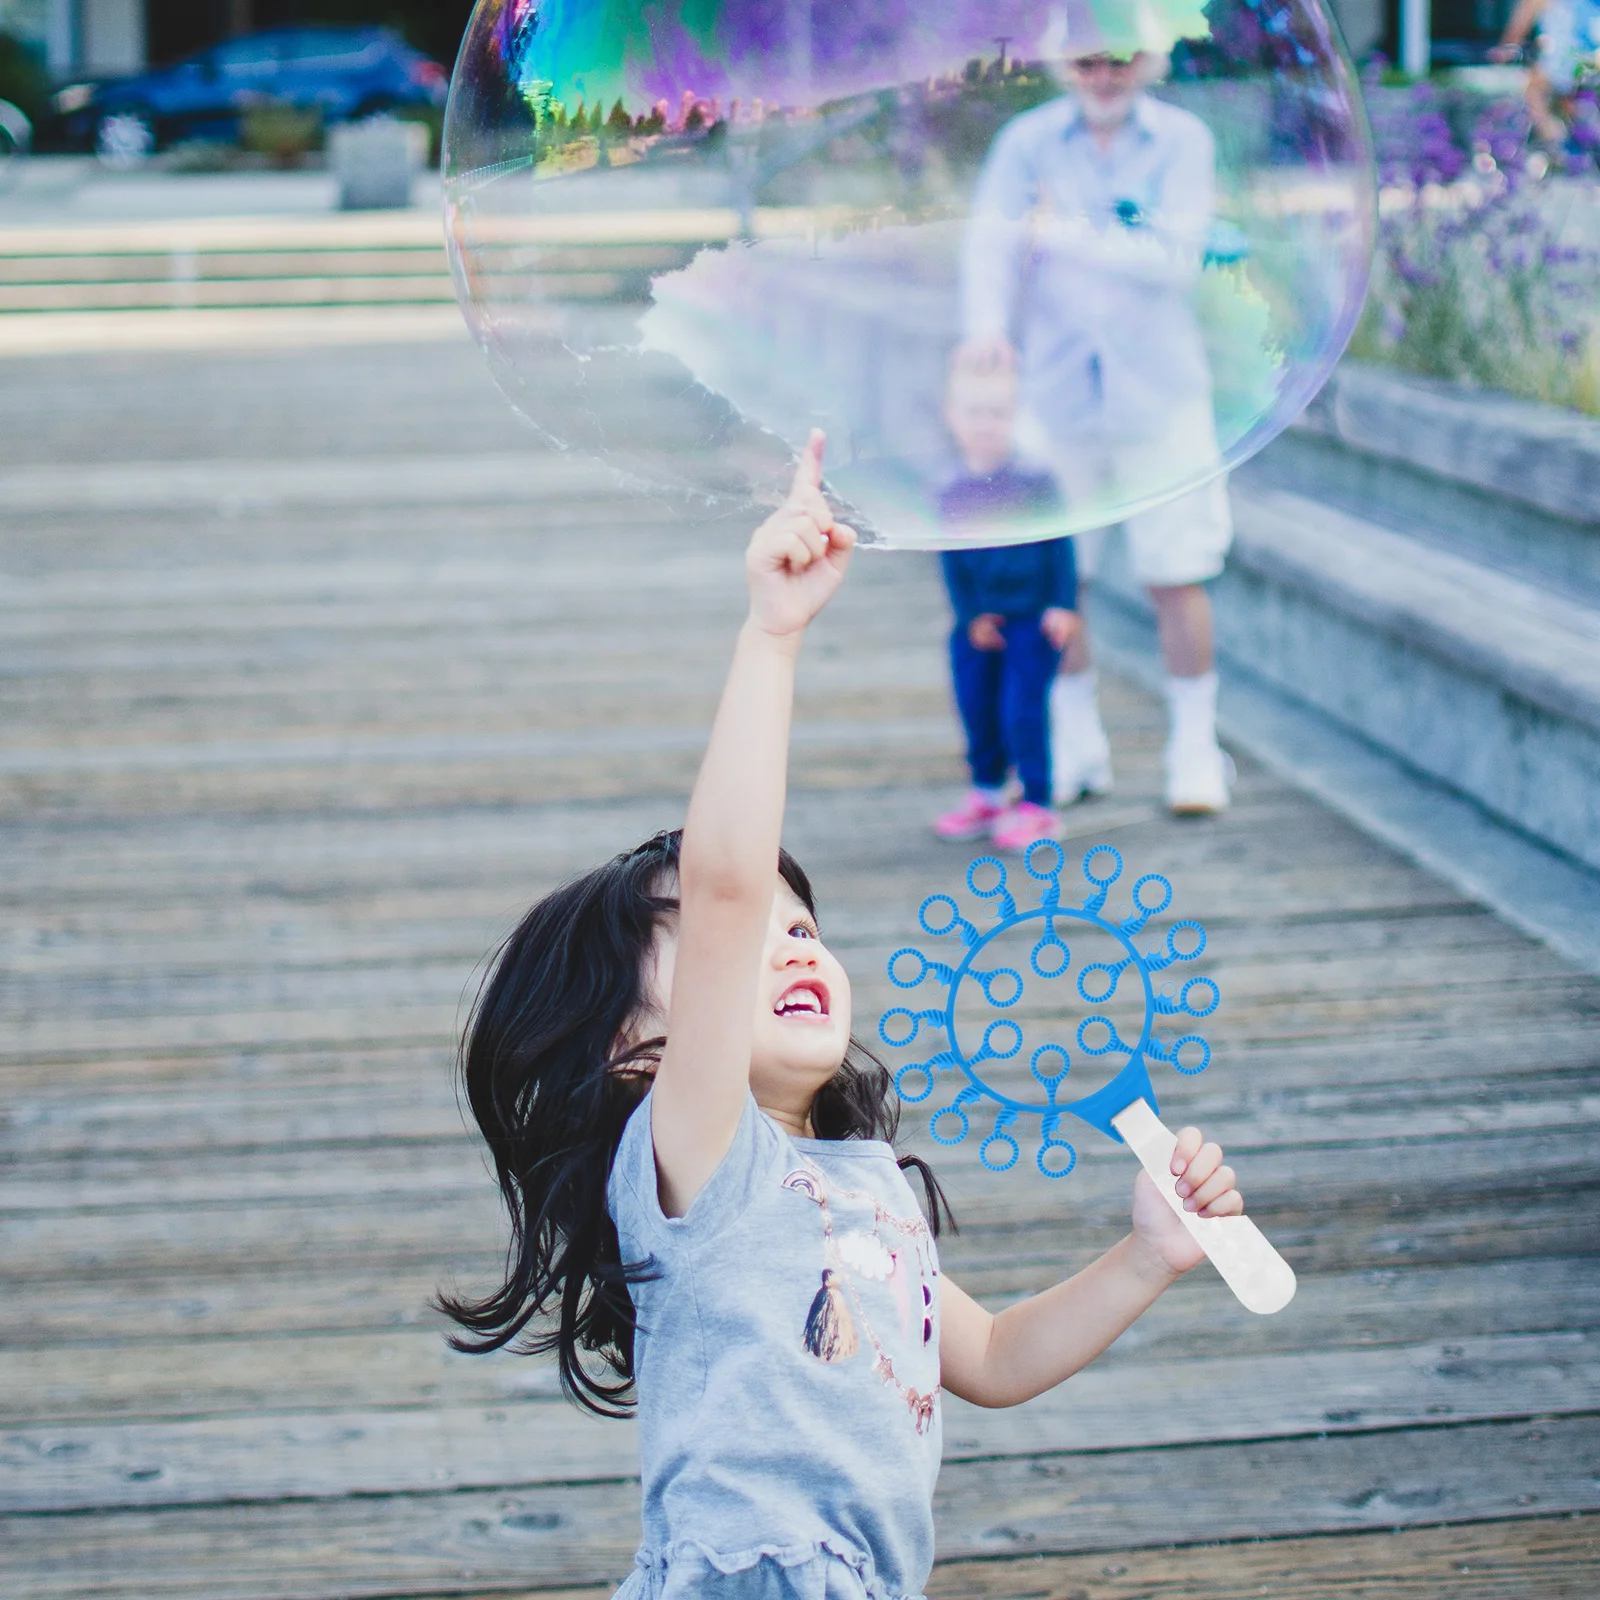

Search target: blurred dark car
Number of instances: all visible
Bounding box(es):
[50,26,448,165]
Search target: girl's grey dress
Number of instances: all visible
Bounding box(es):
[608,1091,943,1599]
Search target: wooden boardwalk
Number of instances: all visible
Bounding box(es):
[3,335,1598,1598]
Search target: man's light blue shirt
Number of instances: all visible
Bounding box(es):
[961,92,1216,442]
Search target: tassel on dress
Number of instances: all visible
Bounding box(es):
[803,1269,858,1362]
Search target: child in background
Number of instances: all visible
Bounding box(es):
[440,432,1249,1600]
[934,360,1080,852]
[1493,0,1600,145]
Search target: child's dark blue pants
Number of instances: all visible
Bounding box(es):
[949,617,1060,807]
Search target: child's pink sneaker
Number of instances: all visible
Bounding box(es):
[933,790,1007,841]
[992,800,1061,852]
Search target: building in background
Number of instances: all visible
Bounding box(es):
[0,0,1522,88]
[18,0,147,76]
[1414,0,1517,64]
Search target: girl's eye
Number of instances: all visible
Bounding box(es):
[790,923,815,940]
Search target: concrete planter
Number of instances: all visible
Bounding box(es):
[328,117,429,212]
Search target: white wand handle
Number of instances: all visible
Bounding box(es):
[1111,1098,1297,1315]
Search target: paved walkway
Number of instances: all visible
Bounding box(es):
[2,337,1597,1597]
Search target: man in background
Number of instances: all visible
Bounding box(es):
[959,0,1234,815]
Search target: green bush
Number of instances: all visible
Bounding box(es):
[239,101,325,165]
[1355,78,1600,416]
[0,30,48,127]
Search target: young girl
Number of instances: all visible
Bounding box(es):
[442,432,1248,1600]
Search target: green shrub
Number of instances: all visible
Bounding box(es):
[239,101,325,165]
[0,30,48,127]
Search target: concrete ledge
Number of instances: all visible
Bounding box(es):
[1321,361,1600,530]
[1241,428,1600,605]
[1094,484,1600,874]
[1089,596,1600,980]
[1231,487,1600,738]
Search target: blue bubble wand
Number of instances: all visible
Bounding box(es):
[879,841,1295,1314]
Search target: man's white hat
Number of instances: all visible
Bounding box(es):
[1041,0,1214,60]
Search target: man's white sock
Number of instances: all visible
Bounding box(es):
[1165,671,1220,751]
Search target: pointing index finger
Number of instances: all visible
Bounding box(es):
[789,428,827,503]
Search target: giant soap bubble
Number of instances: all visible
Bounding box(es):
[444,0,1375,548]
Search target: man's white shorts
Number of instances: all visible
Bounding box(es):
[1016,402,1234,588]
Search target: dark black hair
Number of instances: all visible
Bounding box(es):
[436,828,954,1416]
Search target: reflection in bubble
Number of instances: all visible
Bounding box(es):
[445,0,1374,548]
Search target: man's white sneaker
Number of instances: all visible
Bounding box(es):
[1165,742,1235,816]
[1050,674,1115,804]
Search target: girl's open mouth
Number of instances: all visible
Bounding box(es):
[774,980,830,1019]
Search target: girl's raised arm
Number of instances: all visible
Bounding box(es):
[651,432,855,1217]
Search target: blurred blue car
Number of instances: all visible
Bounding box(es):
[52,26,449,166]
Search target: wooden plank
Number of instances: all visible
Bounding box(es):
[0,879,1541,972]
[2,1123,1589,1217]
[2,946,1593,1064]
[0,1264,455,1345]
[925,1514,1600,1600]
[0,1196,503,1282]
[0,794,1475,904]
[119,1518,1596,1600]
[0,340,526,467]
[2,1006,1590,1104]
[1,1328,566,1424]
[0,749,965,829]
[7,1255,1595,1362]
[3,1166,1592,1292]
[929,1416,1600,1561]
[5,1331,1596,1513]
[1,877,1481,954]
[0,897,1538,985]
[0,1416,1593,1598]
[4,921,1583,1031]
[6,1071,1595,1161]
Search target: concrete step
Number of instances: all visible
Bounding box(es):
[0,214,454,316]
[0,249,450,284]
[1094,480,1600,874]
[1251,363,1600,607]
[0,212,726,316]
[0,276,456,312]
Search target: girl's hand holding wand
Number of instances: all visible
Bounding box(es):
[938,1134,1247,1408]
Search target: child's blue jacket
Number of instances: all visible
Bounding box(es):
[937,465,1078,626]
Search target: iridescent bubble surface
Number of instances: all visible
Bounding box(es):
[444,0,1375,548]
